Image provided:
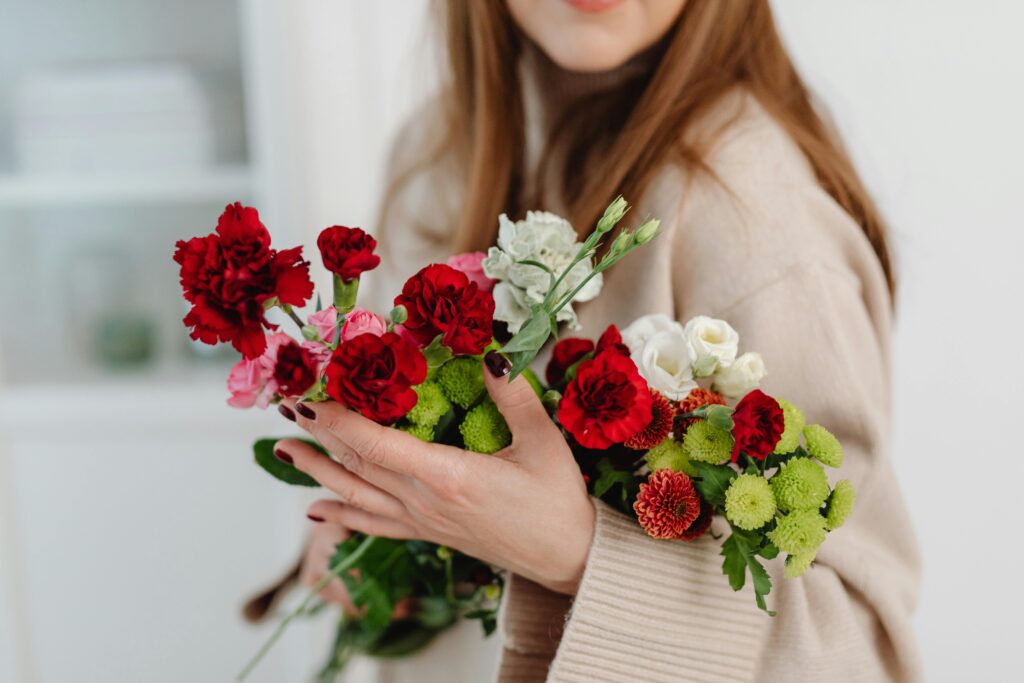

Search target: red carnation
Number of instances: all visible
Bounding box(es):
[595,325,630,356]
[625,389,675,450]
[730,389,785,462]
[546,337,594,386]
[633,469,703,540]
[174,202,314,359]
[674,387,728,435]
[317,225,381,282]
[394,264,495,355]
[557,350,653,449]
[325,331,427,424]
[272,339,319,397]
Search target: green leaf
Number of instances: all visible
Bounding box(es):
[422,336,454,374]
[501,312,552,354]
[720,532,775,615]
[759,542,780,560]
[253,437,321,487]
[691,461,737,508]
[706,404,735,432]
[592,460,634,498]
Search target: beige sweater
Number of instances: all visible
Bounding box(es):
[370,49,921,683]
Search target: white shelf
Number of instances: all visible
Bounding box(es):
[0,165,253,208]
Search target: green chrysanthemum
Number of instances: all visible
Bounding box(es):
[405,381,451,428]
[770,458,830,512]
[784,551,816,579]
[436,357,486,409]
[804,423,843,468]
[400,422,435,443]
[645,438,695,476]
[459,400,511,454]
[825,479,856,530]
[724,474,777,530]
[774,398,806,454]
[767,509,827,556]
[681,419,734,464]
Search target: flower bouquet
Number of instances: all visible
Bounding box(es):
[174,196,853,678]
[173,199,655,680]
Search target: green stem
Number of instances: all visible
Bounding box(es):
[280,304,306,332]
[236,535,379,682]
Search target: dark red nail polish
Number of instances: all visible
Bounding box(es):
[278,404,296,422]
[295,402,316,420]
[274,448,293,464]
[485,350,511,378]
[306,514,325,522]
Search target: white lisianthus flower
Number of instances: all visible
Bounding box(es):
[621,314,696,400]
[683,315,740,377]
[482,211,602,333]
[713,351,767,398]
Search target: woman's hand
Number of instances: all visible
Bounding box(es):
[299,519,356,612]
[274,353,596,595]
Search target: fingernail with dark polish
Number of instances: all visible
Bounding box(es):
[485,350,511,378]
[274,448,293,464]
[306,514,325,522]
[278,404,296,422]
[295,402,316,420]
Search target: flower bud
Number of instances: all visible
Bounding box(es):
[436,546,452,561]
[595,196,629,234]
[390,305,408,325]
[607,230,633,257]
[634,219,661,245]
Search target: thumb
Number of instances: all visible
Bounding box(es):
[482,351,551,441]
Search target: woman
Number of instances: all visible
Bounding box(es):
[272,1,921,680]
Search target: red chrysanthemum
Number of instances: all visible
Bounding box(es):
[633,469,703,540]
[557,349,653,449]
[394,264,495,355]
[680,499,714,541]
[731,389,785,462]
[673,387,728,436]
[174,202,314,359]
[624,390,675,450]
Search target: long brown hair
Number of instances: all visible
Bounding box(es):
[398,0,895,295]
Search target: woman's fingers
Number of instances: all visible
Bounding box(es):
[287,399,464,489]
[481,352,555,453]
[308,499,419,540]
[274,439,407,518]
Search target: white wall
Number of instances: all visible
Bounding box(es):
[294,1,1024,680]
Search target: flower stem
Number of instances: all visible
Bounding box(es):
[280,304,306,332]
[236,535,379,681]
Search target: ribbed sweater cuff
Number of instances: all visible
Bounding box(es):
[547,500,767,683]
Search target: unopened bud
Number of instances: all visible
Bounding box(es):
[390,305,408,325]
[634,219,661,245]
[436,546,452,561]
[595,196,629,234]
[607,230,633,257]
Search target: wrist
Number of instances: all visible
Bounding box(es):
[539,496,596,595]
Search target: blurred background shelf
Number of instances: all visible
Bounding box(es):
[0,165,253,207]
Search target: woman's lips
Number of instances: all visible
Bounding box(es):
[563,0,625,13]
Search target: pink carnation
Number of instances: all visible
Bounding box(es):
[226,333,292,409]
[341,308,388,343]
[307,306,338,343]
[446,252,495,293]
